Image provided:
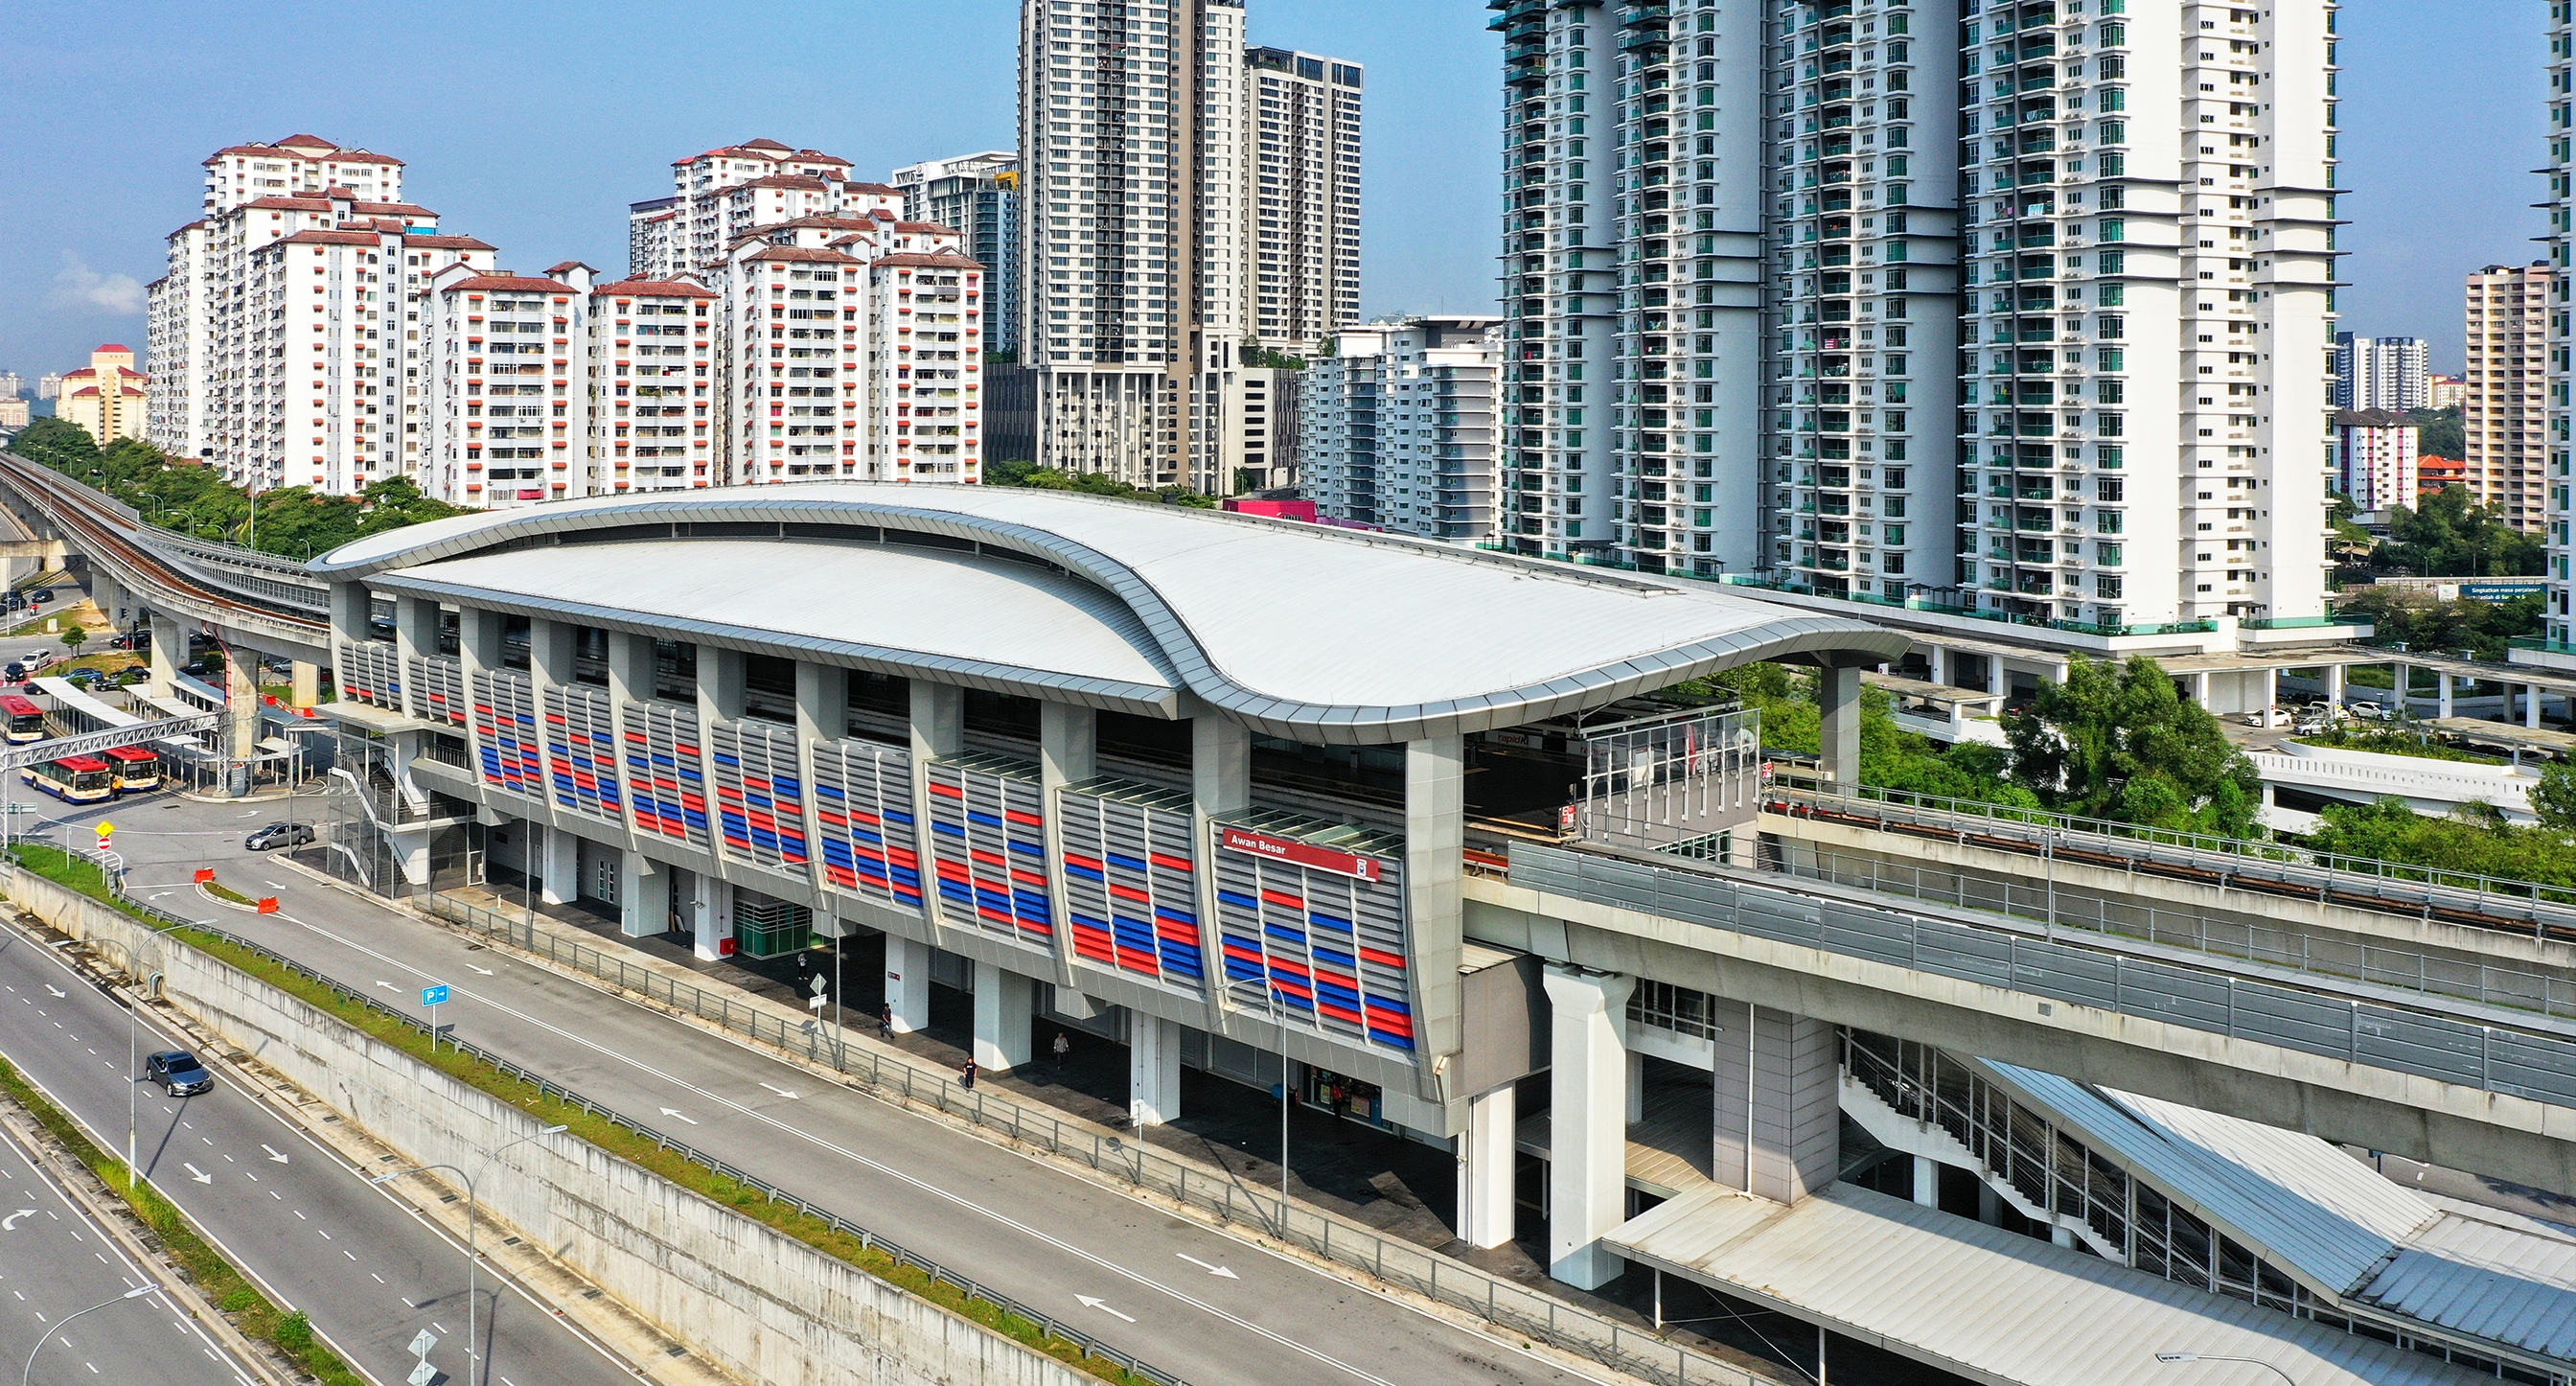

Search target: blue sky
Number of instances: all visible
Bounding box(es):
[0,0,2544,381]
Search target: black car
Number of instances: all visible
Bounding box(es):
[2,664,22,684]
[28,589,54,605]
[143,1051,212,1097]
[243,822,315,851]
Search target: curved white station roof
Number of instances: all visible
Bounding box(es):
[314,484,1907,742]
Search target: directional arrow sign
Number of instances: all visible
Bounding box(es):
[757,1082,799,1100]
[1,1210,36,1231]
[1175,1253,1239,1279]
[374,982,398,993]
[408,1329,438,1358]
[1076,1295,1137,1324]
[42,985,63,998]
[260,1144,289,1165]
[464,963,494,976]
[181,1163,212,1185]
[657,1108,699,1126]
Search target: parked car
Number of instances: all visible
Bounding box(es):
[243,822,315,851]
[2,664,23,684]
[143,1051,212,1097]
[29,589,55,605]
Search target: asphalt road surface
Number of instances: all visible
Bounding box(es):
[0,909,643,1386]
[52,788,1605,1386]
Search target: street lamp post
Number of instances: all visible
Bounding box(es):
[20,1284,158,1385]
[372,1125,567,1386]
[2153,1351,2298,1386]
[124,921,193,1190]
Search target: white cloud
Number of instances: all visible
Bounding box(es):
[49,253,146,316]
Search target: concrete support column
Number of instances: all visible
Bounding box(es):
[2191,671,2213,709]
[1625,1049,1646,1126]
[222,645,259,784]
[971,959,1032,1072]
[605,630,656,705]
[1040,702,1097,969]
[1456,1082,1518,1250]
[328,581,371,648]
[1129,1011,1182,1127]
[2438,672,2455,721]
[1925,645,1945,688]
[1713,1004,1839,1206]
[884,934,932,1033]
[539,823,580,906]
[1405,735,1467,1088]
[910,681,963,935]
[2530,684,2545,730]
[690,871,735,962]
[1541,964,1636,1290]
[2260,667,2278,726]
[146,612,180,697]
[90,571,121,628]
[697,645,745,723]
[394,596,440,721]
[1914,1155,1940,1209]
[2325,662,2346,719]
[289,661,320,710]
[794,661,847,901]
[1985,656,2005,698]
[618,849,668,938]
[1817,664,1862,791]
[456,606,504,677]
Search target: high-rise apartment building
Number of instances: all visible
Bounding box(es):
[893,152,1024,358]
[2463,263,2549,533]
[1302,315,1501,541]
[1491,0,2340,633]
[56,345,148,445]
[2334,407,2419,514]
[2334,332,2428,411]
[0,374,25,400]
[146,138,500,494]
[34,375,62,402]
[2428,372,2465,410]
[1017,0,1360,492]
[1242,48,1365,353]
[626,140,905,282]
[2544,6,2575,650]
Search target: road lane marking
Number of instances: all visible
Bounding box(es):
[1176,1253,1239,1279]
[756,1082,799,1099]
[261,1144,289,1164]
[656,1108,698,1125]
[1077,1295,1137,1323]
[181,1164,212,1185]
[0,1210,33,1230]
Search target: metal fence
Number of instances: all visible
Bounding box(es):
[1508,843,2576,1111]
[3,856,1190,1386]
[1764,836,2576,1022]
[1575,704,1763,852]
[419,892,1758,1386]
[1762,779,2576,936]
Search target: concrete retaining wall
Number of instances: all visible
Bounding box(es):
[6,868,1103,1386]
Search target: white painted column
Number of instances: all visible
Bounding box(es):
[539,824,580,907]
[289,661,320,710]
[883,934,932,1033]
[222,646,259,783]
[1541,964,1636,1290]
[2325,662,2346,717]
[146,612,181,697]
[972,960,1033,1072]
[2438,672,2454,721]
[2260,667,2278,725]
[2191,671,2213,708]
[1129,1011,1182,1127]
[2393,661,2409,717]
[1624,1049,1645,1126]
[1925,645,1946,687]
[1914,1156,1939,1209]
[2530,684,2545,730]
[1456,1081,1518,1250]
[1817,664,1862,789]
[691,871,734,962]
[618,849,667,938]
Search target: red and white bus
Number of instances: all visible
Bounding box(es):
[0,695,45,744]
[102,745,161,794]
[23,755,113,804]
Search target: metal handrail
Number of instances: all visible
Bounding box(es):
[415,892,1753,1386]
[2,855,1188,1386]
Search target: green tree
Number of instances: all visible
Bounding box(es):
[2534,761,2576,831]
[2407,405,2465,461]
[2005,655,2262,837]
[2309,797,2576,887]
[982,460,1218,508]
[59,625,86,655]
[2380,485,2544,577]
[1238,337,1306,371]
[2331,585,2542,660]
[1696,662,2039,809]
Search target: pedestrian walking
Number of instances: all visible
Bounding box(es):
[960,1057,979,1091]
[1051,1031,1070,1068]
[877,1001,894,1040]
[795,951,816,988]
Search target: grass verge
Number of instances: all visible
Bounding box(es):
[0,1051,360,1385]
[5,845,1158,1385]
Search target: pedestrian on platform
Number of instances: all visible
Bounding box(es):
[1052,1031,1071,1068]
[878,1001,893,1040]
[960,1057,979,1091]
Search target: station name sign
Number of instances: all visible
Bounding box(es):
[1219,827,1381,883]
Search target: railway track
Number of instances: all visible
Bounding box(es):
[0,452,327,639]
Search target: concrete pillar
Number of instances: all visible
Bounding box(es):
[90,571,121,627]
[456,606,504,676]
[1541,964,1636,1290]
[528,618,577,690]
[2191,671,2213,709]
[2260,666,2278,726]
[223,645,259,777]
[697,644,745,722]
[884,934,932,1033]
[1129,1011,1182,1127]
[146,612,180,697]
[618,849,668,937]
[2393,661,2409,716]
[328,581,371,648]
[1985,656,2006,698]
[2438,672,2454,721]
[972,959,1032,1071]
[1925,645,1946,688]
[1040,702,1097,967]
[539,823,579,907]
[289,661,320,710]
[690,870,734,962]
[1404,735,1466,1083]
[1914,1155,1939,1209]
[1191,711,1251,817]
[909,681,963,934]
[2530,684,2545,730]
[1457,1082,1518,1250]
[394,596,440,721]
[1713,1003,1839,1206]
[1625,1049,1646,1126]
[2325,662,2346,718]
[794,661,847,901]
[1817,664,1862,790]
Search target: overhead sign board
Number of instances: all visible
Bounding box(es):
[1219,826,1380,883]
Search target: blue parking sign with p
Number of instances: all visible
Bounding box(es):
[422,984,450,1006]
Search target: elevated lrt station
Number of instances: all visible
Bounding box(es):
[304,486,2576,1386]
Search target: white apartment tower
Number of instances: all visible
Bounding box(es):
[1018,0,1360,492]
[2464,264,2551,533]
[1243,48,1365,354]
[1302,315,1503,541]
[2333,332,2428,411]
[1495,1,2341,631]
[893,152,1024,358]
[627,140,906,282]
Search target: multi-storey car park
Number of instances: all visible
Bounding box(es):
[286,483,2576,1386]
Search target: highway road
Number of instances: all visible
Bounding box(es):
[50,789,1605,1386]
[0,1104,257,1386]
[0,893,646,1386]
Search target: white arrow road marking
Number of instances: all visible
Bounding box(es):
[42,985,63,999]
[656,1108,699,1125]
[1076,1296,1137,1324]
[267,909,1398,1386]
[1176,1254,1239,1279]
[464,964,494,976]
[260,1145,289,1165]
[373,982,397,993]
[757,1082,799,1099]
[181,1164,212,1185]
[1,1210,35,1231]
